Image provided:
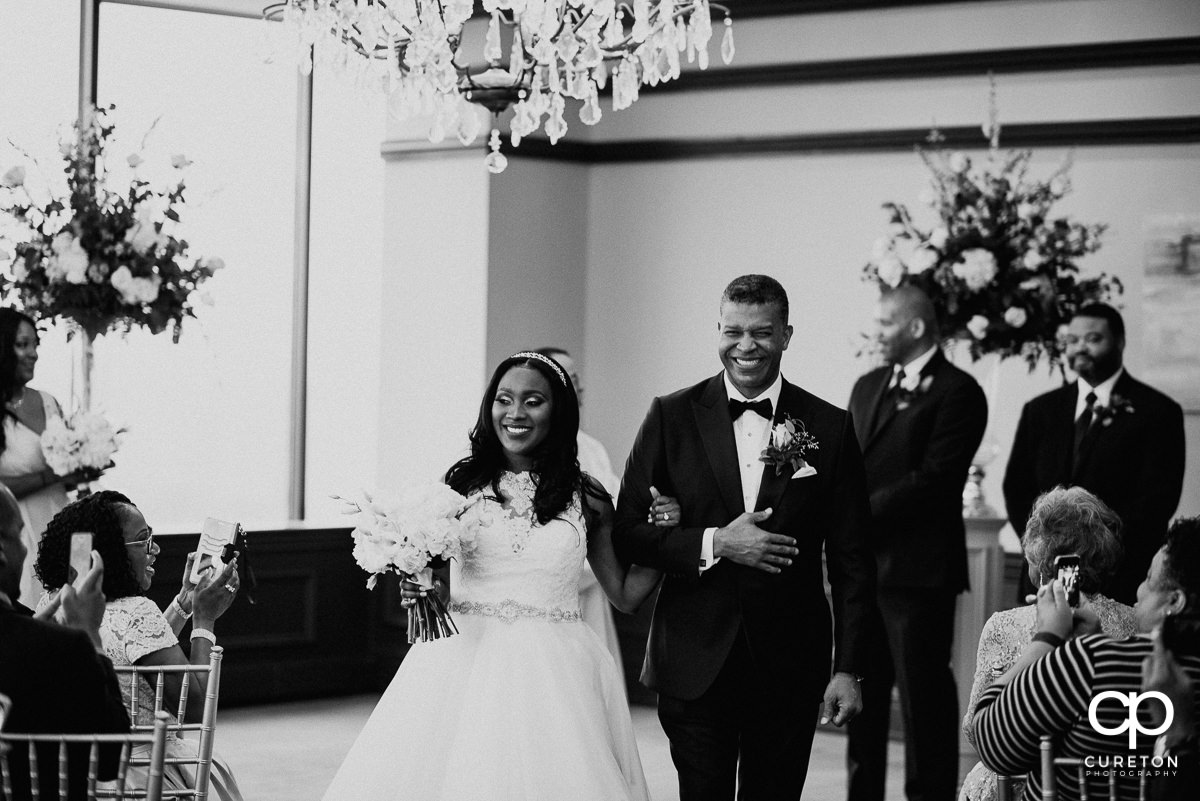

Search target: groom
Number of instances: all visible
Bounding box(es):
[614,274,877,800]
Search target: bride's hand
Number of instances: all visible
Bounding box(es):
[400,578,428,608]
[647,486,682,528]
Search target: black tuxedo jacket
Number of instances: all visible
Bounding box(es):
[848,350,988,592]
[613,375,876,701]
[1002,371,1185,603]
[0,604,131,800]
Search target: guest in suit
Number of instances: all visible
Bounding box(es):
[613,274,877,801]
[535,347,629,694]
[1003,303,1185,605]
[0,484,130,801]
[845,283,987,801]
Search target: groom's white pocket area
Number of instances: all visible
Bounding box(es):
[791,465,818,479]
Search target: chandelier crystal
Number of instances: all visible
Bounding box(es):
[264,1,734,172]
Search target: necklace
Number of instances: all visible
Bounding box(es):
[5,387,27,411]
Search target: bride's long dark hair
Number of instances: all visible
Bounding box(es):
[445,353,607,526]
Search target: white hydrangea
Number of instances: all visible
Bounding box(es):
[951,248,998,292]
[967,315,989,340]
[47,232,89,285]
[40,411,122,475]
[1004,307,1028,328]
[876,254,905,288]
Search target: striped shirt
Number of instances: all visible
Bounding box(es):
[973,634,1200,801]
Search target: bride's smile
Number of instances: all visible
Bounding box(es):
[492,366,553,469]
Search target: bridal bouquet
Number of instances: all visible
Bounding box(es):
[41,410,123,488]
[0,104,222,342]
[862,121,1119,371]
[335,483,482,644]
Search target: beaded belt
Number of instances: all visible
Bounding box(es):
[449,599,582,624]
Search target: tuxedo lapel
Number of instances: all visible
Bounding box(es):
[692,376,745,519]
[1075,372,1132,474]
[863,368,894,449]
[865,351,943,450]
[1058,383,1084,481]
[754,381,810,515]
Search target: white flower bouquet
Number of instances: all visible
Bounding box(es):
[40,410,123,489]
[862,114,1120,372]
[0,104,222,342]
[335,483,482,644]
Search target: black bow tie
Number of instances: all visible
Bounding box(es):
[729,398,773,420]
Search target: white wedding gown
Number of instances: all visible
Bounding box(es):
[322,472,650,801]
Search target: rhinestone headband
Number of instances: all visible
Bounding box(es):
[510,351,569,388]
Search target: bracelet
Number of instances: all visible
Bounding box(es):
[190,628,216,645]
[169,598,192,620]
[1031,631,1065,649]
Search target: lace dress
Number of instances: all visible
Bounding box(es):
[957,594,1136,801]
[97,596,245,800]
[322,472,650,801]
[0,389,69,606]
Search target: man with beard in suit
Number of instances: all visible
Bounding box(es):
[1003,303,1185,605]
[0,485,129,800]
[844,284,987,801]
[614,274,877,800]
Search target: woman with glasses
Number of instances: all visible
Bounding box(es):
[33,490,245,800]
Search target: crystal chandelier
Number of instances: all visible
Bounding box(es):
[263,1,734,172]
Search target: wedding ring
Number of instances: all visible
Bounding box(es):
[224,583,236,593]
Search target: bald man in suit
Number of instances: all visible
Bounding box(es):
[845,285,987,801]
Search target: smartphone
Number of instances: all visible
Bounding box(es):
[1161,612,1200,658]
[189,518,242,584]
[69,532,93,588]
[1054,553,1081,607]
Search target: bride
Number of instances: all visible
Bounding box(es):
[322,351,664,801]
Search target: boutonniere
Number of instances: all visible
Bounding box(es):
[1092,393,1135,427]
[760,414,820,477]
[895,374,934,411]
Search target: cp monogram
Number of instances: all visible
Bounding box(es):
[1088,691,1174,749]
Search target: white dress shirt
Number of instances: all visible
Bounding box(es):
[1075,367,1124,420]
[700,373,784,573]
[891,344,939,390]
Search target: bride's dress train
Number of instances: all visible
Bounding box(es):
[322,473,650,801]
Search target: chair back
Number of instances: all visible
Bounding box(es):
[1039,734,1149,801]
[0,710,169,800]
[995,773,1025,801]
[111,647,223,801]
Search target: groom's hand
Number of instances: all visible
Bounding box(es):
[712,509,797,574]
[820,672,862,727]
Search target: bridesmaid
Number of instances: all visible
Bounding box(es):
[0,308,83,604]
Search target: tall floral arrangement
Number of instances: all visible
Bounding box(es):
[0,105,222,342]
[862,124,1120,371]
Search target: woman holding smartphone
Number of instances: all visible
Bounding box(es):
[34,490,245,800]
[0,308,89,605]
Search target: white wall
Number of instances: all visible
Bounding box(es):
[486,160,590,371]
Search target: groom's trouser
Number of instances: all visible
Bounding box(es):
[846,588,959,801]
[657,628,819,801]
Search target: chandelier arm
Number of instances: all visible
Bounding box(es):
[571,8,595,36]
